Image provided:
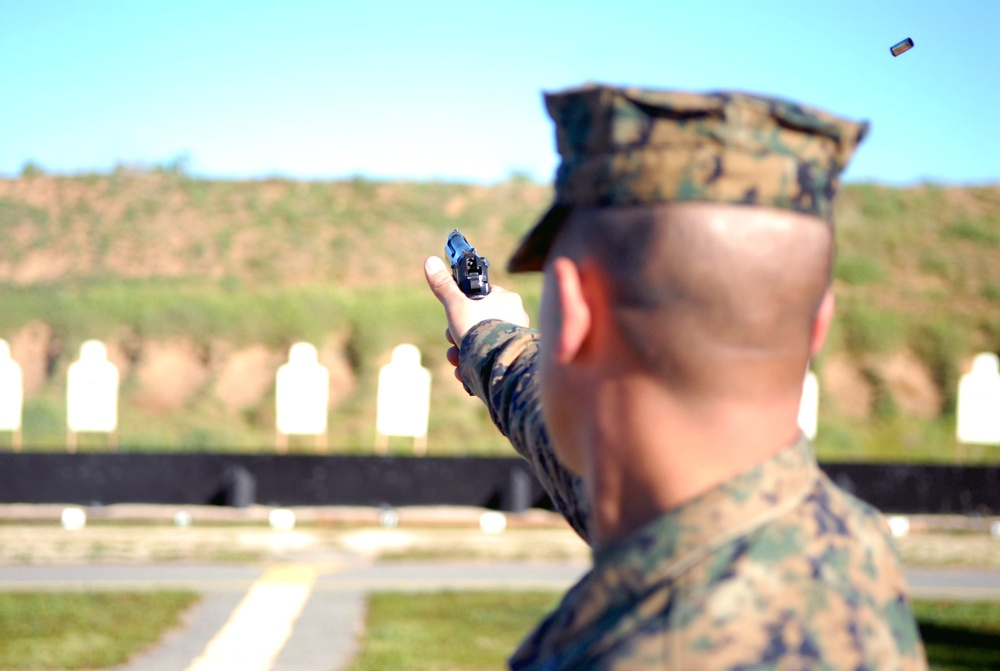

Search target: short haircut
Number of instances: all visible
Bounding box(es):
[551,202,834,397]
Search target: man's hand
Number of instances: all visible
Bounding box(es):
[424,256,529,381]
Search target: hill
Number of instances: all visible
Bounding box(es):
[0,169,998,462]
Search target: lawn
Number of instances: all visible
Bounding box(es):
[346,591,557,671]
[0,590,996,670]
[0,591,199,670]
[912,600,1000,671]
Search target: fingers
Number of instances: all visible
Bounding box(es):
[425,252,527,391]
[424,256,464,307]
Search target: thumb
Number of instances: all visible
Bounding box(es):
[424,256,463,305]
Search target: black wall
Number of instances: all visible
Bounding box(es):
[822,462,1000,516]
[0,452,996,515]
[0,453,549,512]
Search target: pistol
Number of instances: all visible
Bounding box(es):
[445,229,491,299]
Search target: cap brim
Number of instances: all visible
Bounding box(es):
[506,204,571,273]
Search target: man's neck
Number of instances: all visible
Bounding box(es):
[585,376,803,548]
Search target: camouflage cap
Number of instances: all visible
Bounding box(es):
[508,83,869,272]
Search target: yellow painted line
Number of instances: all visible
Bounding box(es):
[185,564,316,671]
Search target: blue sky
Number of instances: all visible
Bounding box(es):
[2,1,998,185]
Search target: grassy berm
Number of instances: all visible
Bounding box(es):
[0,169,998,461]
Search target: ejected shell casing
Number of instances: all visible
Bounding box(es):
[891,37,914,57]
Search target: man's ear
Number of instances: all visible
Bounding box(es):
[550,256,593,364]
[810,288,835,357]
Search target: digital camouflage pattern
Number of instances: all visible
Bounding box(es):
[459,319,927,671]
[458,320,590,539]
[508,83,869,272]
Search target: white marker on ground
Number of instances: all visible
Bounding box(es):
[888,515,911,538]
[269,508,296,531]
[61,507,87,531]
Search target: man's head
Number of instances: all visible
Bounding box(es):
[545,201,835,397]
[519,84,866,467]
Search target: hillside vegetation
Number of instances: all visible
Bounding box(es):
[0,168,998,462]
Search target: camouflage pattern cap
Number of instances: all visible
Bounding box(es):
[508,83,870,272]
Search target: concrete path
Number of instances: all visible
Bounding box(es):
[1,562,998,670]
[113,591,248,671]
[905,566,1000,601]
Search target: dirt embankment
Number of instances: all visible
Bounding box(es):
[6,320,357,415]
[4,318,949,426]
[1,174,998,436]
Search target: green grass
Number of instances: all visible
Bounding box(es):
[943,219,1000,246]
[0,590,994,670]
[835,254,888,286]
[0,590,199,670]
[811,416,1000,464]
[346,591,558,671]
[346,592,1000,671]
[913,600,1000,670]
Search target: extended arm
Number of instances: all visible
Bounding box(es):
[458,320,590,540]
[424,256,591,542]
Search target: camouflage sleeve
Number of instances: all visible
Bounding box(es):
[459,319,591,542]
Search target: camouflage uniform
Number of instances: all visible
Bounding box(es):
[452,84,927,669]
[459,320,927,670]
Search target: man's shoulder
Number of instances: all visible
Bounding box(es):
[797,470,900,557]
[510,477,926,671]
[718,472,906,602]
[591,505,922,669]
[660,476,922,669]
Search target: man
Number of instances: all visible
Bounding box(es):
[425,84,927,670]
